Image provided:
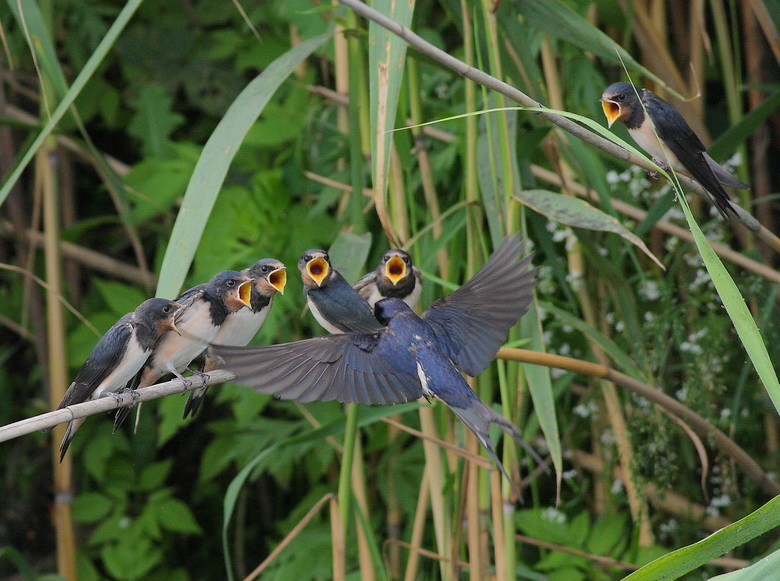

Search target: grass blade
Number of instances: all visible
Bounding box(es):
[156,31,332,298]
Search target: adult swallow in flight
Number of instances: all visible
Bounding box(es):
[215,236,539,497]
[183,259,287,418]
[117,270,253,427]
[298,249,384,334]
[52,297,180,461]
[353,249,422,309]
[600,81,749,219]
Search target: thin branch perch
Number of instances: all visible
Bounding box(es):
[0,370,234,443]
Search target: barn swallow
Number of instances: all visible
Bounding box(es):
[600,82,749,219]
[182,259,287,418]
[53,297,180,461]
[298,249,384,334]
[353,249,422,309]
[116,270,253,427]
[215,236,539,497]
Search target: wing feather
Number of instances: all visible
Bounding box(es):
[422,236,536,376]
[213,332,422,405]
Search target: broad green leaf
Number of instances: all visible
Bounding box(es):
[101,536,161,580]
[709,549,780,580]
[0,0,145,206]
[369,0,415,238]
[623,495,780,580]
[155,31,332,299]
[127,83,185,158]
[516,189,663,269]
[521,303,563,493]
[72,492,114,523]
[327,231,372,284]
[155,497,202,534]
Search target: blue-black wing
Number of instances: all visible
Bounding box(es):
[58,315,133,408]
[310,271,384,333]
[213,330,422,405]
[422,235,536,377]
[644,92,734,217]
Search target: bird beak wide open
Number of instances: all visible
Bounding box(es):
[600,98,621,128]
[237,279,253,308]
[385,256,406,286]
[169,302,183,335]
[307,257,329,287]
[268,267,287,295]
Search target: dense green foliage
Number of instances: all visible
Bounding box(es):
[1,0,779,580]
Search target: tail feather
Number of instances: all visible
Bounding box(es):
[59,418,84,462]
[449,402,523,499]
[183,387,207,419]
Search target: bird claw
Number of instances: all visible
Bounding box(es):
[109,388,140,432]
[190,368,210,385]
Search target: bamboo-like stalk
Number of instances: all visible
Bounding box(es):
[39,145,76,580]
[330,496,346,581]
[407,57,449,278]
[418,406,452,581]
[461,6,487,577]
[489,471,507,581]
[337,404,360,538]
[403,466,430,581]
[350,438,377,581]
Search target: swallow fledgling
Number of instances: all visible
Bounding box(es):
[600,81,749,219]
[52,298,180,461]
[299,249,384,334]
[117,270,253,427]
[183,259,287,418]
[215,236,539,498]
[353,249,422,309]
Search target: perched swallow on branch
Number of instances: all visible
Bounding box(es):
[121,271,253,426]
[184,259,287,418]
[600,81,749,219]
[52,298,180,461]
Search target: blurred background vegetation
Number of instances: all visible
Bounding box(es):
[1,0,779,579]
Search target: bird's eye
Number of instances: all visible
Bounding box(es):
[402,256,410,264]
[261,265,269,273]
[163,305,171,313]
[227,279,235,287]
[615,94,625,102]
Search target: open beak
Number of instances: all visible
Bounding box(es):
[600,98,621,128]
[169,302,183,335]
[237,279,253,308]
[268,267,287,295]
[307,257,329,287]
[385,256,406,286]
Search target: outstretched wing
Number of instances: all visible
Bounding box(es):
[422,235,536,376]
[213,331,422,405]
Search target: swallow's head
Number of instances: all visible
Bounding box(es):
[248,258,287,296]
[299,250,330,288]
[600,81,638,128]
[381,250,412,286]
